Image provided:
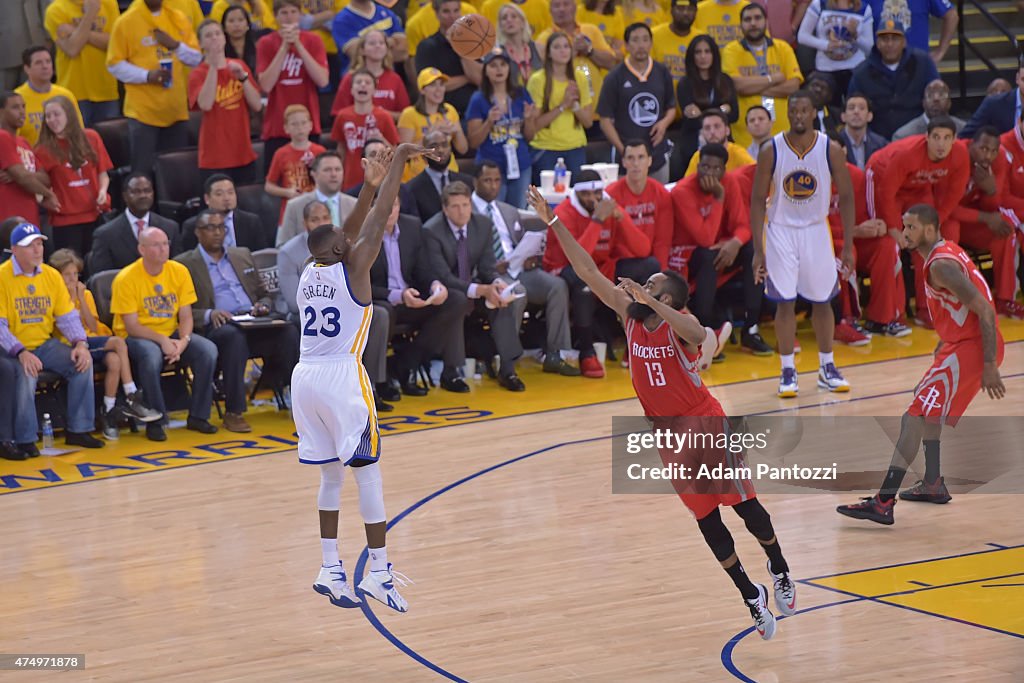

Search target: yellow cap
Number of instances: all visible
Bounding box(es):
[417,67,449,90]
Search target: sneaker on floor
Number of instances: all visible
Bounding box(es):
[778,368,798,398]
[899,477,952,504]
[101,406,121,441]
[543,356,581,376]
[768,561,796,617]
[146,422,167,442]
[358,563,410,613]
[745,583,777,640]
[817,363,850,392]
[66,431,104,449]
[122,390,162,422]
[863,320,911,338]
[836,494,895,525]
[834,320,871,346]
[313,564,361,608]
[580,355,605,378]
[741,329,773,356]
[996,299,1024,320]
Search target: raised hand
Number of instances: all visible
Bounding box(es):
[616,277,652,305]
[526,185,553,222]
[361,144,394,188]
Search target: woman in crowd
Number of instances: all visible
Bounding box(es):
[398,68,468,181]
[211,0,275,32]
[467,49,537,208]
[797,0,873,102]
[526,33,594,185]
[331,29,410,122]
[222,5,264,76]
[676,35,738,167]
[34,95,112,257]
[577,0,625,54]
[497,4,543,82]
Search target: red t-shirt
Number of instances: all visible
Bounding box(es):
[606,177,673,269]
[188,61,258,170]
[0,130,41,225]
[266,141,327,221]
[330,106,400,190]
[33,129,113,226]
[331,69,410,117]
[257,31,328,139]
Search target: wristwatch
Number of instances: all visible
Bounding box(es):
[238,72,249,83]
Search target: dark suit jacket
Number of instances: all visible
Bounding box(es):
[181,208,268,252]
[960,88,1019,139]
[406,169,474,223]
[423,212,497,295]
[174,246,272,329]
[87,211,181,275]
[346,182,418,218]
[840,128,889,168]
[370,214,442,302]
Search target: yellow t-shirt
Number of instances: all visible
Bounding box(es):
[622,4,668,29]
[534,23,611,113]
[132,0,203,28]
[397,104,461,180]
[300,0,345,55]
[651,23,699,81]
[0,261,76,351]
[209,0,278,33]
[576,6,625,54]
[406,2,476,58]
[14,84,82,146]
[526,69,593,152]
[721,37,802,148]
[110,259,198,338]
[56,289,113,344]
[44,0,121,103]
[107,3,199,127]
[684,141,756,176]
[696,0,750,47]
[481,0,550,36]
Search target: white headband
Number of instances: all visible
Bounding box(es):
[573,180,605,191]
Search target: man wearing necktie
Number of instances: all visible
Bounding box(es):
[424,181,529,391]
[182,175,270,251]
[406,131,474,224]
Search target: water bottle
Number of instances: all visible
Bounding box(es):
[42,413,54,449]
[554,157,567,193]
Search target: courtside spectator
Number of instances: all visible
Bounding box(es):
[606,139,673,269]
[677,35,739,168]
[744,104,773,158]
[34,95,112,256]
[265,104,326,223]
[397,68,468,181]
[651,0,700,83]
[0,355,22,460]
[88,173,182,275]
[330,30,410,122]
[331,69,400,191]
[330,0,405,76]
[45,0,122,126]
[847,19,937,140]
[684,108,755,176]
[838,93,887,168]
[0,92,58,226]
[806,71,841,136]
[107,0,201,174]
[183,174,270,251]
[722,3,802,150]
[892,79,964,140]
[190,19,263,185]
[277,150,356,245]
[0,223,103,452]
[406,130,474,223]
[15,46,81,145]
[111,226,219,441]
[257,0,329,173]
[176,209,300,433]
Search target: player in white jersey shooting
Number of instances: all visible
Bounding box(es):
[750,90,856,398]
[292,142,439,613]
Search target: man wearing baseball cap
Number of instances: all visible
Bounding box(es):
[0,223,104,456]
[847,18,939,140]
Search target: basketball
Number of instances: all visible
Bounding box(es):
[447,14,496,60]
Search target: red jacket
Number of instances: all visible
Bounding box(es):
[950,139,1011,225]
[669,172,750,249]
[545,194,652,279]
[605,177,673,269]
[999,126,1024,225]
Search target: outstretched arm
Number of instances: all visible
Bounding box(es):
[616,277,706,347]
[526,185,632,319]
[341,147,389,245]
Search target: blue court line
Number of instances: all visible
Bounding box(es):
[801,542,1024,582]
[807,571,1024,600]
[907,580,932,587]
[987,543,1009,549]
[982,583,1024,588]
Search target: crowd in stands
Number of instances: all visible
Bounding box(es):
[1,0,1023,459]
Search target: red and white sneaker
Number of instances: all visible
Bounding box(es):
[745,583,777,640]
[768,561,797,616]
[834,320,871,346]
[580,355,605,378]
[996,299,1024,320]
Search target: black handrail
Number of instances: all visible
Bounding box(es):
[956,0,1021,105]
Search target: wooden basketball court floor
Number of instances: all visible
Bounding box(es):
[2,333,1022,682]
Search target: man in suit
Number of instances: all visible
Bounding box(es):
[839,95,889,170]
[425,181,528,391]
[405,130,473,224]
[275,151,358,247]
[960,64,1024,139]
[88,173,181,275]
[181,175,268,252]
[471,161,578,377]
[176,209,299,433]
[371,198,470,395]
[892,79,965,141]
[346,139,418,217]
[277,198,396,410]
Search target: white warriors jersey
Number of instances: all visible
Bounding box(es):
[767,131,833,228]
[296,261,373,360]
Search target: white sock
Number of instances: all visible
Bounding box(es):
[819,352,834,368]
[123,382,138,395]
[103,396,116,411]
[780,354,796,370]
[369,546,389,573]
[321,538,340,567]
[747,324,758,335]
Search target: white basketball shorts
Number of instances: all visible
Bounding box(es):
[764,221,839,303]
[291,355,380,466]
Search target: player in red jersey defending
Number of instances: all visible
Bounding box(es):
[837,204,1005,525]
[527,185,796,640]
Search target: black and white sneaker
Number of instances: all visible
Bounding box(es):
[745,583,777,640]
[768,561,796,616]
[123,390,162,423]
[101,406,121,441]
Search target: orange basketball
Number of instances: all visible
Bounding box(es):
[447,14,496,61]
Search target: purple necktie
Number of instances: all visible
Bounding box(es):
[456,228,470,282]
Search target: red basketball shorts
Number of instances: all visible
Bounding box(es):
[907,337,1005,426]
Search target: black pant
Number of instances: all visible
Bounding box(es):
[129,119,188,174]
[206,321,300,413]
[376,289,468,373]
[559,265,599,357]
[52,220,99,261]
[688,241,762,329]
